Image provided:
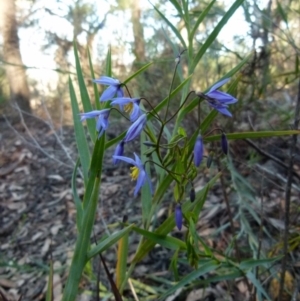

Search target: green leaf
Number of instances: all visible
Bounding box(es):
[82,135,106,209]
[87,48,100,110]
[246,271,271,300]
[45,260,53,301]
[133,173,220,263]
[73,42,96,142]
[71,158,83,231]
[158,260,219,300]
[87,225,134,260]
[205,130,300,142]
[116,230,129,290]
[123,62,153,85]
[192,0,245,70]
[189,0,217,42]
[152,4,187,49]
[276,0,288,25]
[105,47,112,77]
[239,257,281,270]
[69,77,90,186]
[132,226,186,250]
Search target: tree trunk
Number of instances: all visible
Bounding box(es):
[0,0,31,113]
[130,0,146,64]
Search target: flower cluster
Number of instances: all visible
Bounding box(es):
[80,74,237,229]
[80,76,150,196]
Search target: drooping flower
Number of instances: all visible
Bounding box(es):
[79,109,110,138]
[194,135,204,167]
[112,153,152,196]
[221,133,228,155]
[111,97,141,122]
[197,78,237,117]
[113,141,125,165]
[93,76,124,101]
[175,204,183,230]
[124,114,147,143]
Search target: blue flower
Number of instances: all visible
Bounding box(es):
[113,141,125,165]
[94,76,124,101]
[124,114,147,143]
[112,153,152,196]
[199,78,237,117]
[194,135,204,167]
[111,97,141,122]
[175,204,183,230]
[79,109,110,138]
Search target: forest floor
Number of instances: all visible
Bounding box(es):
[1,113,300,301]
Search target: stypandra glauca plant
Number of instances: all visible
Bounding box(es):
[61,2,300,301]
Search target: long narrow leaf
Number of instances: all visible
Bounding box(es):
[123,62,153,85]
[45,260,53,301]
[189,0,217,42]
[87,225,134,260]
[192,0,245,70]
[71,158,83,230]
[205,130,300,142]
[152,4,187,49]
[116,231,129,290]
[73,42,96,142]
[132,226,186,250]
[69,77,90,186]
[158,260,219,300]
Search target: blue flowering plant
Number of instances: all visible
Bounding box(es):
[62,3,300,301]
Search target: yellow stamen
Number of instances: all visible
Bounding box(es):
[130,166,139,181]
[124,103,133,114]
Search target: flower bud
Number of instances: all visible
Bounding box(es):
[175,204,183,230]
[221,133,228,155]
[190,187,195,202]
[194,135,204,167]
[143,141,156,147]
[113,141,125,164]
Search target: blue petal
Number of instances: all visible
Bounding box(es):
[134,169,146,196]
[124,114,147,142]
[79,109,110,121]
[208,78,230,92]
[206,90,237,104]
[94,76,119,86]
[112,155,136,166]
[215,107,232,117]
[100,85,117,101]
[133,153,143,168]
[116,88,124,98]
[130,104,141,121]
[111,97,132,106]
[113,142,125,164]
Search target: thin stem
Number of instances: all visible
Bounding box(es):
[141,97,161,121]
[278,78,300,300]
[123,84,132,98]
[164,60,180,121]
[165,91,196,124]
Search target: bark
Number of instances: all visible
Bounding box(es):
[0,0,31,113]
